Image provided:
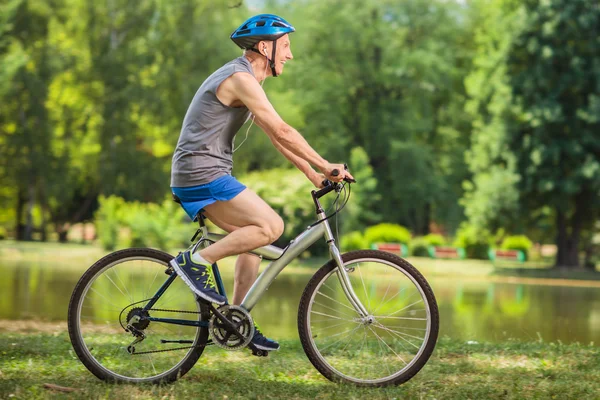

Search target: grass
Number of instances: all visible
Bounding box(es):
[0,323,598,399]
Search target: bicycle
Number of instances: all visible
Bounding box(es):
[68,170,439,387]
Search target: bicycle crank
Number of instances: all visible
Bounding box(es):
[208,305,254,351]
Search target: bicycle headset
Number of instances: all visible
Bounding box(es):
[230,14,295,78]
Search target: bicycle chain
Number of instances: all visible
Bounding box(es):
[128,307,209,355]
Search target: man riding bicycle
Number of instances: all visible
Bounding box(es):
[169,14,354,352]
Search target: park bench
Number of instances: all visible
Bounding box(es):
[370,242,409,257]
[428,246,466,259]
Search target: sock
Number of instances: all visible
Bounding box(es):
[191,252,210,266]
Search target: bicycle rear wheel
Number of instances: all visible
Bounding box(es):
[68,248,209,383]
[298,250,438,386]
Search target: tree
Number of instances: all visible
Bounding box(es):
[277,0,474,234]
[463,0,600,267]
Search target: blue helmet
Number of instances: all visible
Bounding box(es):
[230,14,295,50]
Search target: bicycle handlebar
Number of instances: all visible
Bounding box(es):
[321,164,356,187]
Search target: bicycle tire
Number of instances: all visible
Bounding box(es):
[68,248,209,384]
[297,250,439,387]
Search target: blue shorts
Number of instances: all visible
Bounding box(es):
[172,175,246,220]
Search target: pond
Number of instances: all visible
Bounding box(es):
[1,259,599,344]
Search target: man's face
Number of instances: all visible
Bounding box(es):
[262,34,293,76]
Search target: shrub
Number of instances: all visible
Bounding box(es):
[410,237,430,257]
[501,235,533,260]
[95,195,192,251]
[95,195,125,251]
[453,224,490,260]
[423,234,446,246]
[0,226,6,240]
[341,231,369,251]
[364,223,411,246]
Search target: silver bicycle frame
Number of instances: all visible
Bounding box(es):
[192,212,369,317]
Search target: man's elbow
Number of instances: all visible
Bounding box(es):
[271,123,294,145]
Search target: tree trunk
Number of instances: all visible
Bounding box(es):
[15,186,26,240]
[58,229,68,243]
[554,207,582,268]
[23,182,36,241]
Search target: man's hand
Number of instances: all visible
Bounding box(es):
[322,163,354,183]
[308,171,326,188]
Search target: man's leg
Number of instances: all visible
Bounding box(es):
[232,254,261,305]
[200,189,282,350]
[199,188,284,264]
[200,210,262,305]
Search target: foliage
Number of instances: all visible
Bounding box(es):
[280,0,474,234]
[364,223,411,246]
[339,147,380,233]
[95,195,190,251]
[423,234,446,246]
[410,237,430,257]
[95,195,125,251]
[340,231,369,252]
[463,0,600,267]
[501,235,533,259]
[453,223,490,260]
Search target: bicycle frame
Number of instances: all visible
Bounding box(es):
[142,183,369,328]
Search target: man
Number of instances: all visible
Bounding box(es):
[169,14,354,352]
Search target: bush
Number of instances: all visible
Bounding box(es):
[501,235,533,259]
[453,224,490,260]
[95,195,192,251]
[0,226,6,240]
[341,231,369,251]
[410,237,430,257]
[423,234,446,246]
[364,223,411,246]
[95,195,125,251]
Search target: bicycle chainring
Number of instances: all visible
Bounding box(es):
[209,305,254,351]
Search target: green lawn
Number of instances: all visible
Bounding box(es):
[1,329,598,399]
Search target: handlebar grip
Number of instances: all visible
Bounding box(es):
[331,169,340,177]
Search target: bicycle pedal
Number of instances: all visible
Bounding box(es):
[248,343,269,357]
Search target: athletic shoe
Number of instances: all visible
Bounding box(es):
[250,324,280,351]
[169,251,227,305]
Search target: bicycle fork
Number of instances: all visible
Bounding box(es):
[321,214,370,318]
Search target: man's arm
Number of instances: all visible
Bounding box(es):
[225,72,353,182]
[266,131,323,187]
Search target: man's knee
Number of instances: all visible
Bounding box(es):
[260,216,284,244]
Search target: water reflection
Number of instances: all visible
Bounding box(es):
[1,261,599,344]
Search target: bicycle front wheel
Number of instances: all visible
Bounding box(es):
[298,250,439,386]
[68,248,209,384]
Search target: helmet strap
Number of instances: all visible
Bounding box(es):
[269,40,278,77]
[248,40,279,78]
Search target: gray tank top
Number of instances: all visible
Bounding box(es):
[170,56,254,187]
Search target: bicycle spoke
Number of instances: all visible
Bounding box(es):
[371,285,409,315]
[380,300,424,318]
[315,290,359,314]
[103,273,131,303]
[72,251,205,382]
[356,264,371,311]
[374,323,421,350]
[368,325,408,365]
[113,267,133,304]
[313,300,357,320]
[373,322,425,342]
[310,310,358,322]
[89,287,125,311]
[303,255,437,385]
[375,316,428,321]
